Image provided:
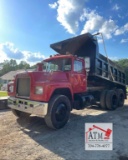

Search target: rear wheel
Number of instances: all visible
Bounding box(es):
[117,89,125,107]
[44,95,71,129]
[100,90,108,109]
[106,90,118,110]
[11,109,30,118]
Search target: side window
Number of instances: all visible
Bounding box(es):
[74,60,83,72]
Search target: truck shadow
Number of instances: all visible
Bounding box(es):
[17,105,128,160]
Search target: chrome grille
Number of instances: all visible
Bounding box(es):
[17,78,30,97]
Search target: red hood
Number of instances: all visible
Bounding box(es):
[17,71,69,83]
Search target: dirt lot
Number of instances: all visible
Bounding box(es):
[0,99,128,160]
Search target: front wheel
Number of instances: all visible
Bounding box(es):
[44,95,71,129]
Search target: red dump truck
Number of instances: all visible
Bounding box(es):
[8,33,127,129]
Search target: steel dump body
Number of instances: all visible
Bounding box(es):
[50,33,126,94]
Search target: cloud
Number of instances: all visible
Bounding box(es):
[23,51,45,62]
[97,38,103,43]
[49,2,58,9]
[112,4,120,11]
[81,9,128,39]
[120,39,128,43]
[1,42,24,59]
[50,0,86,34]
[109,57,119,61]
[99,19,118,39]
[48,0,128,42]
[115,23,128,35]
[0,42,46,65]
[118,14,124,19]
[80,10,104,33]
[81,10,117,39]
[49,1,118,39]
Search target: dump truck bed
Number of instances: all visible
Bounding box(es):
[50,33,126,86]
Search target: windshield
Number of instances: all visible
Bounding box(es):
[43,58,72,72]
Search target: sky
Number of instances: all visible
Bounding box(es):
[0,0,128,65]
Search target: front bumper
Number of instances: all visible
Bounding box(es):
[8,97,48,117]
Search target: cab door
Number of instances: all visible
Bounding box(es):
[71,59,87,93]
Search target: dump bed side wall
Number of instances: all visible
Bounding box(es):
[75,38,125,86]
[95,53,126,85]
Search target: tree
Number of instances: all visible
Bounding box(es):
[0,59,31,77]
[18,61,30,69]
[114,59,128,84]
[0,60,10,76]
[9,59,17,70]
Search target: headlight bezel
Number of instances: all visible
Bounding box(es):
[9,85,14,93]
[35,86,43,95]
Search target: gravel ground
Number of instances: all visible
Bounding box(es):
[0,99,128,160]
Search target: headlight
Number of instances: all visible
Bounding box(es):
[9,85,14,93]
[35,86,43,95]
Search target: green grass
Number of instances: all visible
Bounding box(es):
[0,91,8,97]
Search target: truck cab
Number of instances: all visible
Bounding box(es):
[8,53,89,129]
[42,54,87,94]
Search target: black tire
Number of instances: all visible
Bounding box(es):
[116,89,125,107]
[106,90,118,110]
[100,90,108,109]
[11,109,30,118]
[44,95,71,129]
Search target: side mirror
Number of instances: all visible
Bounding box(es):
[84,57,90,72]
